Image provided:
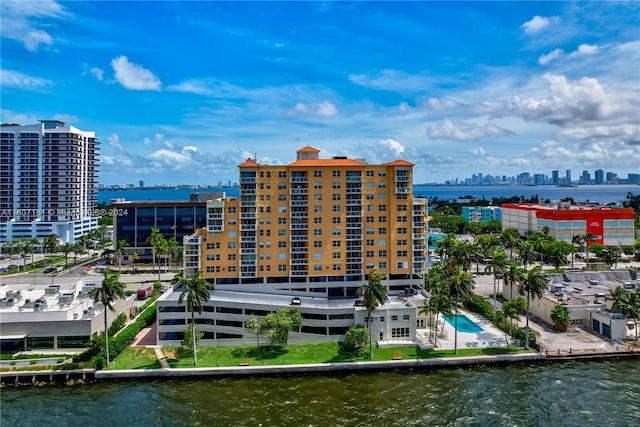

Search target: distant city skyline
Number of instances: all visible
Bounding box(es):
[2,1,638,185]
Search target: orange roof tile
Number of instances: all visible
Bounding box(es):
[385,160,414,166]
[238,158,259,168]
[297,146,320,153]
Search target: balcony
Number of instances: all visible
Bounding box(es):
[290,224,308,230]
[346,234,362,241]
[290,259,308,265]
[395,187,410,194]
[290,177,308,183]
[290,247,308,253]
[291,235,308,242]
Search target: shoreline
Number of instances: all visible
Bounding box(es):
[3,350,639,386]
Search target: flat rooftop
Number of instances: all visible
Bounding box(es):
[545,270,638,306]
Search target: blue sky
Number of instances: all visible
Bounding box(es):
[2,1,639,186]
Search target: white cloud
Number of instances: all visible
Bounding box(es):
[91,67,104,81]
[378,139,405,157]
[149,146,203,170]
[470,147,486,156]
[0,0,68,51]
[285,101,338,118]
[107,133,124,151]
[521,15,560,34]
[568,43,599,58]
[426,119,513,141]
[0,70,52,89]
[349,69,443,93]
[539,48,564,65]
[110,55,162,91]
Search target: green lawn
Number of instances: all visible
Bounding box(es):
[108,347,161,370]
[165,342,532,368]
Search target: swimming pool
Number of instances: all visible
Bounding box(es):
[444,314,484,333]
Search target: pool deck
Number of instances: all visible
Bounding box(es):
[430,310,509,351]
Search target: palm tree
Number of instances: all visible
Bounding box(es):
[89,270,126,367]
[357,268,388,359]
[435,233,457,262]
[485,249,508,317]
[571,235,585,269]
[114,239,128,270]
[503,262,526,301]
[42,234,59,261]
[177,270,211,365]
[130,252,140,273]
[550,305,571,331]
[519,265,548,349]
[626,291,640,340]
[419,294,452,347]
[517,241,537,270]
[166,237,180,269]
[609,286,628,313]
[450,240,475,272]
[582,232,598,270]
[501,300,519,336]
[59,243,74,268]
[147,227,166,281]
[501,227,521,261]
[447,269,475,355]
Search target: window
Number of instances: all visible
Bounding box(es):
[366,170,374,177]
[228,254,236,260]
[314,194,322,201]
[391,315,398,321]
[314,170,322,177]
[378,216,386,222]
[391,328,409,338]
[333,252,341,259]
[366,239,374,246]
[403,315,410,321]
[366,216,374,223]
[314,229,322,236]
[278,171,287,178]
[314,182,322,189]
[397,250,408,257]
[228,242,236,249]
[279,253,286,260]
[397,227,407,234]
[278,217,287,224]
[378,170,386,177]
[333,264,341,270]
[228,218,236,225]
[314,217,322,224]
[378,261,387,269]
[366,250,374,257]
[397,239,407,246]
[228,266,236,272]
[378,239,386,245]
[228,207,236,213]
[366,182,374,189]
[314,241,322,248]
[278,182,286,189]
[397,261,408,269]
[332,240,341,247]
[333,217,341,224]
[397,216,407,222]
[278,264,287,271]
[397,204,407,211]
[333,182,341,189]
[333,205,341,212]
[366,227,374,235]
[332,194,341,200]
[366,193,374,200]
[279,194,287,201]
[278,231,286,238]
[366,205,374,211]
[378,183,386,188]
[378,193,386,200]
[378,205,387,212]
[333,170,341,177]
[332,229,341,235]
[314,253,322,260]
[378,250,387,257]
[314,264,322,271]
[314,206,322,212]
[378,227,387,234]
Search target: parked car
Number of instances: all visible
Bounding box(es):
[7,264,19,270]
[43,267,55,273]
[56,266,64,272]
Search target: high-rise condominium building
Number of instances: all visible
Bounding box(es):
[156,146,429,347]
[0,120,99,245]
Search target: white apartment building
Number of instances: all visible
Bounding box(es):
[0,120,99,245]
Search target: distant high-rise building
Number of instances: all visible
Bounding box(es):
[551,170,559,185]
[566,169,571,185]
[139,180,145,187]
[594,169,604,185]
[0,120,99,244]
[581,170,591,185]
[605,172,617,184]
[629,174,640,184]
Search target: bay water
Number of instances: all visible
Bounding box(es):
[2,359,639,426]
